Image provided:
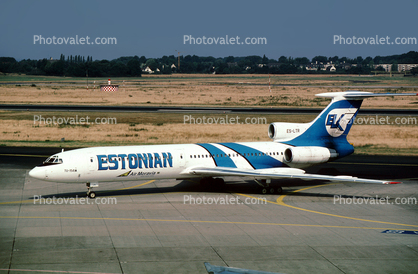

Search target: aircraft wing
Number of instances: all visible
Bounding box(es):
[204,262,283,274]
[182,166,401,185]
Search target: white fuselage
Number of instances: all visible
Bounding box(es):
[29,142,297,184]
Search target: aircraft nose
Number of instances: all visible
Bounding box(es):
[29,167,45,180]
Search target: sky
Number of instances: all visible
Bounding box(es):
[1,0,417,61]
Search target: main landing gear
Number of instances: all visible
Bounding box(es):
[254,179,282,195]
[86,182,99,199]
[200,177,225,189]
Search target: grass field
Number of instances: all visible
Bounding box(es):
[0,110,417,155]
[1,74,417,108]
[0,74,417,154]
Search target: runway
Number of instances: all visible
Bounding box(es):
[1,104,418,116]
[0,148,417,273]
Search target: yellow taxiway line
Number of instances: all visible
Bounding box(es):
[1,180,417,231]
[237,184,418,229]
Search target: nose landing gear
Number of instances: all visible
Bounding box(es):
[86,182,99,199]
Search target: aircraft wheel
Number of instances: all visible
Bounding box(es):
[277,187,283,194]
[269,187,275,194]
[88,192,96,199]
[212,178,225,189]
[262,188,267,194]
[200,178,210,186]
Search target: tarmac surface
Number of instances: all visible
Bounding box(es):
[0,148,417,273]
[1,104,418,116]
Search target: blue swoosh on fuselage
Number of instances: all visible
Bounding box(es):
[197,143,237,168]
[219,143,287,169]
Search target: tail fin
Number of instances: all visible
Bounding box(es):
[283,91,417,157]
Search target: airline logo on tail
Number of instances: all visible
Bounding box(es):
[325,108,357,137]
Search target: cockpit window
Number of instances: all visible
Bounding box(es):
[39,155,63,166]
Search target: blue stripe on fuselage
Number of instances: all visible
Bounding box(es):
[219,143,286,169]
[197,143,237,168]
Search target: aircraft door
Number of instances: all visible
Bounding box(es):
[88,155,96,171]
[175,149,186,168]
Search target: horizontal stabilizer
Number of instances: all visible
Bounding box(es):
[316,91,417,100]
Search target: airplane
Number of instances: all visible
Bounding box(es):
[29,91,417,198]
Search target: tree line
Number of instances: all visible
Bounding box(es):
[1,51,417,77]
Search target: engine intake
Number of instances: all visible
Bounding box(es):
[268,122,310,141]
[284,147,338,165]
